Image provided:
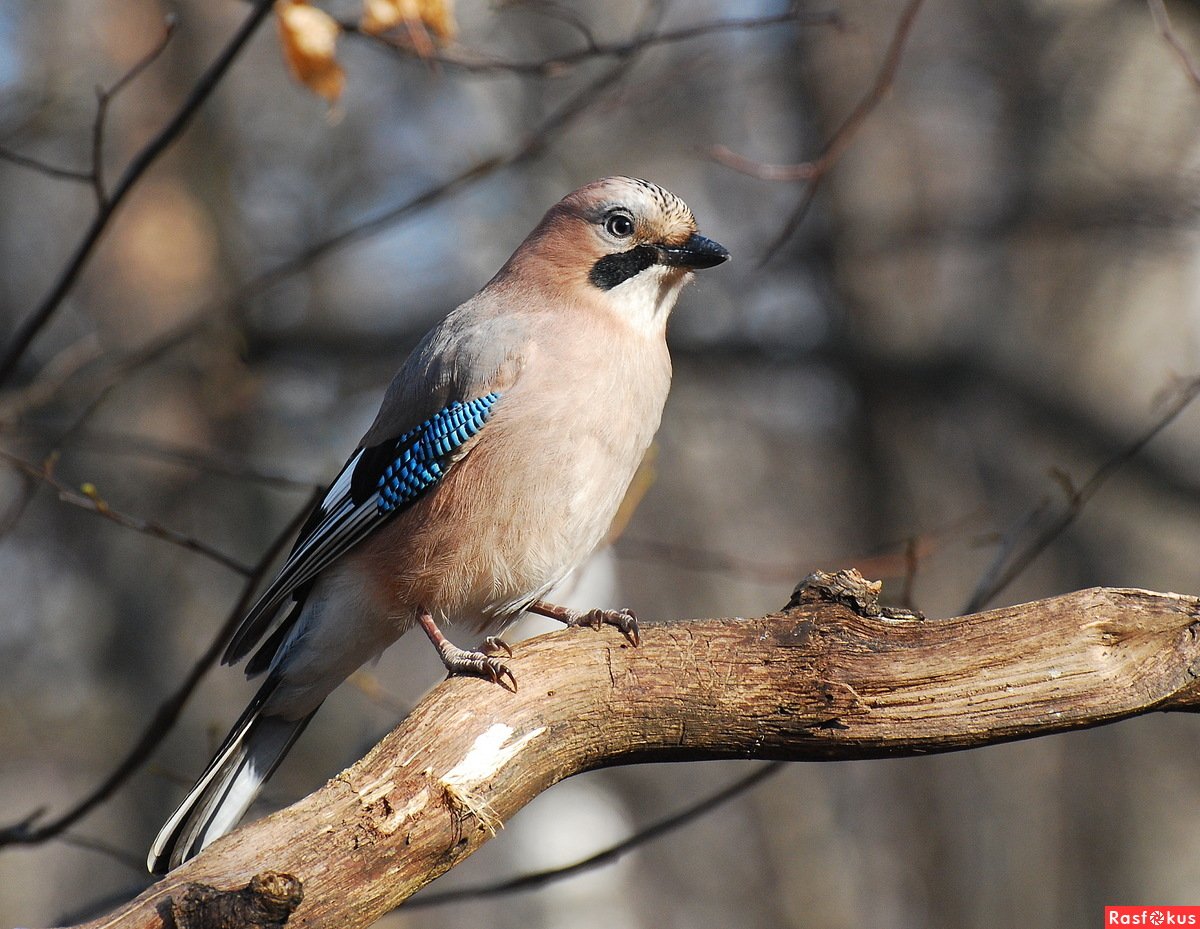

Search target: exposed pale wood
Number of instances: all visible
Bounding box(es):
[72,587,1200,929]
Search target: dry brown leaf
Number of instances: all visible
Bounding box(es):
[275,0,345,102]
[361,0,456,42]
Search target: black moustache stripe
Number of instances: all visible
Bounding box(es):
[589,245,658,291]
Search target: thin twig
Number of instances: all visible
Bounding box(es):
[108,14,180,101]
[81,4,670,412]
[963,375,1200,614]
[0,2,675,855]
[239,157,508,299]
[17,0,656,407]
[711,0,926,264]
[0,334,105,426]
[0,0,275,388]
[0,448,254,576]
[510,0,601,52]
[0,316,203,428]
[53,430,320,491]
[350,10,840,76]
[0,486,322,847]
[246,14,663,295]
[1147,0,1200,90]
[91,14,179,207]
[8,421,319,490]
[0,148,93,184]
[0,4,805,417]
[406,762,784,908]
[0,466,36,531]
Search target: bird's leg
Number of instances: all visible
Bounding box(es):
[526,599,640,646]
[417,610,516,690]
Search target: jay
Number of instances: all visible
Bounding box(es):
[148,176,728,873]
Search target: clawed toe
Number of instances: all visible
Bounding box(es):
[419,610,517,689]
[525,600,641,646]
[605,608,640,646]
[441,645,516,690]
[481,655,517,690]
[577,607,640,646]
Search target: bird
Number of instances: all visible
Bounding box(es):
[147,176,729,874]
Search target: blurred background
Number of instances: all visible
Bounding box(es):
[2,0,1200,926]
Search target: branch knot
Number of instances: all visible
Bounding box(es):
[787,568,923,621]
[165,871,303,929]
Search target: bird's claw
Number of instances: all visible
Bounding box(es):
[572,607,640,646]
[439,643,517,690]
[483,635,513,657]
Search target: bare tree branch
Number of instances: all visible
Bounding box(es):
[0,0,275,388]
[249,4,666,295]
[0,11,179,195]
[90,14,179,207]
[963,373,1200,613]
[348,9,840,76]
[0,1,671,428]
[712,0,926,263]
[0,486,322,848]
[0,147,93,184]
[0,335,105,427]
[0,4,833,426]
[0,448,255,576]
[65,584,1200,929]
[0,318,202,428]
[9,427,322,491]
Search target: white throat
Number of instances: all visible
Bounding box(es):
[605,265,690,336]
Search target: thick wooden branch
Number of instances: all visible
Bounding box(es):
[74,586,1200,929]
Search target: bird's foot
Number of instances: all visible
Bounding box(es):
[437,642,517,690]
[527,600,640,646]
[418,610,516,690]
[568,607,641,646]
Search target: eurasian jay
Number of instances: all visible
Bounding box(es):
[147,176,729,873]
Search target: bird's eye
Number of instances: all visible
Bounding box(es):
[604,212,635,238]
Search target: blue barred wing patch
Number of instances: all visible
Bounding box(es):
[222,391,501,666]
[377,392,500,513]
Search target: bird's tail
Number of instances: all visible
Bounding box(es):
[147,678,318,874]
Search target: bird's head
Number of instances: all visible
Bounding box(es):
[499,177,729,332]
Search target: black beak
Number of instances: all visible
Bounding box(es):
[657,233,730,270]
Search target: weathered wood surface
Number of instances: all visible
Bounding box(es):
[72,586,1200,929]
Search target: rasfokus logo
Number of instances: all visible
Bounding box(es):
[1106,907,1200,925]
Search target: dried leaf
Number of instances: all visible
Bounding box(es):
[275,0,345,102]
[361,0,456,42]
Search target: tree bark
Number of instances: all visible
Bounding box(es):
[71,584,1200,929]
